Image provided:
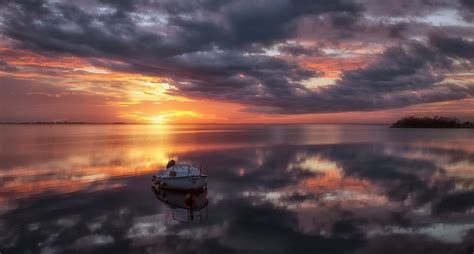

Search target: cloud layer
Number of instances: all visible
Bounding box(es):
[1,0,474,118]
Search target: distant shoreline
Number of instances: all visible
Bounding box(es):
[391,116,474,129]
[392,126,474,129]
[0,122,137,125]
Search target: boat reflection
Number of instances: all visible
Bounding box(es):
[151,185,209,223]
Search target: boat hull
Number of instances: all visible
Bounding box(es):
[156,176,207,190]
[152,187,209,210]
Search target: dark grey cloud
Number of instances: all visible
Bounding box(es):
[429,33,474,59]
[433,191,474,215]
[297,11,474,44]
[3,2,172,58]
[459,0,474,21]
[2,0,362,58]
[357,0,454,17]
[168,51,317,99]
[460,0,474,9]
[278,43,323,57]
[98,0,137,12]
[337,43,452,92]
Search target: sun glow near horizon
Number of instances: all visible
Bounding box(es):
[121,110,216,124]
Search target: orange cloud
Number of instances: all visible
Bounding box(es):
[304,56,371,78]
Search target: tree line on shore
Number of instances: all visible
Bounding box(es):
[391,116,474,128]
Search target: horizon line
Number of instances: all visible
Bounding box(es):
[0,121,390,125]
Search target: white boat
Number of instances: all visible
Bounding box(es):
[152,160,207,190]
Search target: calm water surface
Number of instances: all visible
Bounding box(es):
[1,124,474,253]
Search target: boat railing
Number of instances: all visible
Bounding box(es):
[171,202,209,223]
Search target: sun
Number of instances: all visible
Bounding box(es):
[151,115,168,124]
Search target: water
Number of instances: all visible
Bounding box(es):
[1,124,474,253]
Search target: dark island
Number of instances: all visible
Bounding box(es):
[391,116,474,128]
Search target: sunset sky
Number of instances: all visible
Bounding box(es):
[1,0,474,124]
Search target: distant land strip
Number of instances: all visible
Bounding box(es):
[0,121,136,124]
[391,116,474,128]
